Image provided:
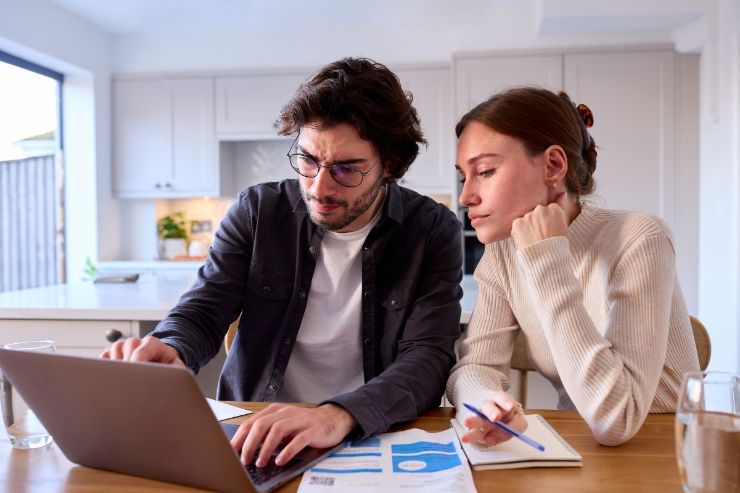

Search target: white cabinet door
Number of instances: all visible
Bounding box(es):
[114,77,219,198]
[564,51,675,223]
[113,79,171,195]
[455,54,563,119]
[216,73,309,138]
[170,78,217,194]
[0,320,134,358]
[395,67,454,194]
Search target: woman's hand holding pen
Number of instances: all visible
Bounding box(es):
[461,391,527,446]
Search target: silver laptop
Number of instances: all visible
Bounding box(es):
[0,349,343,493]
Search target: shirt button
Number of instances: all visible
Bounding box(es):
[299,291,306,299]
[309,246,317,255]
[363,338,372,346]
[262,286,271,294]
[390,298,397,306]
[363,245,370,251]
[283,338,292,346]
[363,291,370,297]
[268,384,277,392]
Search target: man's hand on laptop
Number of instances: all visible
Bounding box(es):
[231,403,356,467]
[100,336,186,367]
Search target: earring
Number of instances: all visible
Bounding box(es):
[552,183,557,190]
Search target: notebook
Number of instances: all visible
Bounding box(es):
[451,414,582,470]
[0,348,343,493]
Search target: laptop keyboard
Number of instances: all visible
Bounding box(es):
[245,450,302,485]
[219,424,331,487]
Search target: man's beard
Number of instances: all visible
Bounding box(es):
[301,175,385,231]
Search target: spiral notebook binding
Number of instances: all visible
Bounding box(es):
[533,414,580,457]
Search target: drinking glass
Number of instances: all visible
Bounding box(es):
[1,340,56,449]
[675,371,740,493]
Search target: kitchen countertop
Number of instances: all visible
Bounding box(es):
[0,274,196,321]
[0,274,478,324]
[97,260,203,273]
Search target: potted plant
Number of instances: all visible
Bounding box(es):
[157,212,188,259]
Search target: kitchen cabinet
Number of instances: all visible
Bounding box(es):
[217,68,455,194]
[563,51,675,222]
[453,49,697,293]
[113,77,222,198]
[0,276,225,396]
[215,72,310,138]
[455,54,563,119]
[0,320,136,358]
[395,66,454,194]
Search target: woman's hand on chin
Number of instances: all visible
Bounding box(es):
[511,193,569,249]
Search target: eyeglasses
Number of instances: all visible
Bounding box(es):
[287,136,380,188]
[288,153,380,187]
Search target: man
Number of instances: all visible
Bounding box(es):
[103,57,462,468]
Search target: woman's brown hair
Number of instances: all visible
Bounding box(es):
[278,57,426,181]
[455,87,597,197]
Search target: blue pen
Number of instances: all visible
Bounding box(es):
[463,403,545,452]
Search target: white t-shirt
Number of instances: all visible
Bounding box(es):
[277,210,382,403]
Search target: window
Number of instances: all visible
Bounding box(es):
[0,51,64,292]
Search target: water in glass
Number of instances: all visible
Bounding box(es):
[676,411,740,493]
[1,340,55,449]
[675,371,740,493]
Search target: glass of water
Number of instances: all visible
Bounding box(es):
[675,371,739,493]
[1,340,56,449]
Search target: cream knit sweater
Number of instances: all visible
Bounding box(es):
[446,204,700,445]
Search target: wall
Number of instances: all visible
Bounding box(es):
[110,4,675,73]
[0,0,115,283]
[695,0,740,373]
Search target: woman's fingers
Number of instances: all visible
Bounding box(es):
[463,392,528,445]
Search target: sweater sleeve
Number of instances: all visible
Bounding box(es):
[446,245,519,420]
[516,233,674,445]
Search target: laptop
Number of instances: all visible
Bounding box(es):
[0,349,344,493]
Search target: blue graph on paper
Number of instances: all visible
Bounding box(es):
[391,441,461,473]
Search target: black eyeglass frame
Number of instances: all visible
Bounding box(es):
[286,134,381,188]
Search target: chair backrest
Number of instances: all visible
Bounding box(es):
[510,335,534,372]
[689,315,711,371]
[223,316,240,354]
[509,315,711,406]
[509,335,534,407]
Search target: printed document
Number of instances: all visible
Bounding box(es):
[206,398,252,421]
[297,427,477,492]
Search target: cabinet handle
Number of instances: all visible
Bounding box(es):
[105,329,123,343]
[154,182,162,189]
[165,182,172,188]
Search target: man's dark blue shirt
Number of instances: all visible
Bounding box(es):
[153,179,462,439]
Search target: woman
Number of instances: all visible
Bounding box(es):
[446,87,700,446]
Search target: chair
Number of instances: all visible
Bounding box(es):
[511,315,711,408]
[689,315,711,371]
[510,335,535,407]
[223,315,241,354]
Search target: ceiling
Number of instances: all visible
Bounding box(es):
[48,0,527,34]
[48,0,708,36]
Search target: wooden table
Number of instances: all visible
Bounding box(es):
[0,403,682,492]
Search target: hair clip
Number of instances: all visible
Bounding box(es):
[576,104,594,128]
